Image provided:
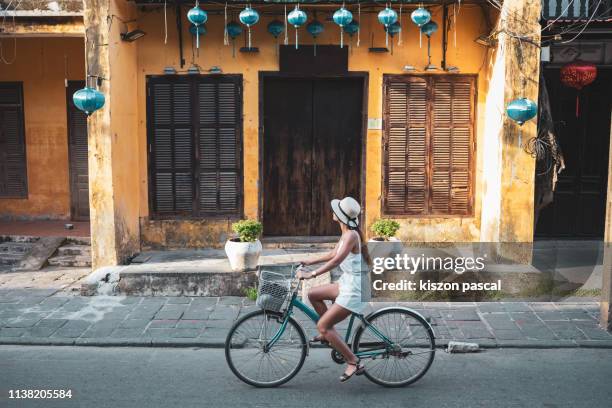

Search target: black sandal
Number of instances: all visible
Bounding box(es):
[310,335,329,345]
[339,359,365,382]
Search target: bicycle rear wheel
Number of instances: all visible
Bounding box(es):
[352,308,435,387]
[225,310,307,387]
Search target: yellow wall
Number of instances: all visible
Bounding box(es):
[0,37,85,219]
[133,5,495,246]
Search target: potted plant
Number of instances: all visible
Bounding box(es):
[225,219,263,272]
[368,219,402,260]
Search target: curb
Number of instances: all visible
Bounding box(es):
[2,337,612,349]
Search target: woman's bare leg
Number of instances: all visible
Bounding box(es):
[317,304,359,376]
[307,283,339,318]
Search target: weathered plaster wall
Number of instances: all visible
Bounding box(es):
[0,37,85,219]
[134,4,502,248]
[84,0,140,268]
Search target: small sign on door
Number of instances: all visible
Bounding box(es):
[368,118,382,130]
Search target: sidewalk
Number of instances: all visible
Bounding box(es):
[1,289,611,348]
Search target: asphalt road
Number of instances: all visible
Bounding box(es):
[1,346,611,408]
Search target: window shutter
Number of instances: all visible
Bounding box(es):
[431,77,473,215]
[0,82,27,198]
[198,78,241,215]
[148,76,242,218]
[149,78,194,215]
[383,75,475,216]
[384,77,428,215]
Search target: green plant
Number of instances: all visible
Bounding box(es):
[232,219,263,242]
[244,286,258,301]
[371,219,400,240]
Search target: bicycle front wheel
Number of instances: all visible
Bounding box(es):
[352,308,435,387]
[225,310,307,387]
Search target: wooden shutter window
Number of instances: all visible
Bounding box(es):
[148,75,242,218]
[383,75,475,216]
[0,82,27,198]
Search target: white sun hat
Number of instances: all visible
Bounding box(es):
[331,197,361,229]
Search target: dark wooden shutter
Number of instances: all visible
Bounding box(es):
[198,78,241,215]
[147,75,242,218]
[0,82,27,198]
[385,77,428,215]
[383,75,475,216]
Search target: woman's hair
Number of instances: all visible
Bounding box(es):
[353,226,372,266]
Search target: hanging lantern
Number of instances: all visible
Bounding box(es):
[306,20,324,56]
[73,87,105,116]
[506,98,537,126]
[420,21,438,70]
[333,6,353,49]
[288,6,307,49]
[411,7,431,26]
[385,22,401,55]
[560,60,597,117]
[420,20,438,37]
[343,20,359,52]
[378,6,398,47]
[343,20,359,36]
[239,6,259,49]
[225,22,242,57]
[411,7,431,48]
[267,20,284,56]
[267,20,284,38]
[189,24,207,36]
[187,3,208,49]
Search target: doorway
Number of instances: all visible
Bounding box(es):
[261,75,366,236]
[66,81,89,221]
[535,68,612,238]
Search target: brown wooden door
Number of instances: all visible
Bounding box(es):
[67,81,90,221]
[535,68,612,238]
[262,77,363,236]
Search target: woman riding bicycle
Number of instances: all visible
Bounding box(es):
[296,196,370,382]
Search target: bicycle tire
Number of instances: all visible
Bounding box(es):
[225,309,308,388]
[352,307,436,387]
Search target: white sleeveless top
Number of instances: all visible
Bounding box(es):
[335,233,366,314]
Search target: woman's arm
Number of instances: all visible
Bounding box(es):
[302,232,357,279]
[301,241,340,266]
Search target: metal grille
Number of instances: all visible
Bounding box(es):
[256,270,291,312]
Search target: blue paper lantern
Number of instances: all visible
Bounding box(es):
[288,6,308,49]
[288,7,307,27]
[267,20,284,38]
[420,21,438,37]
[385,22,401,37]
[307,20,324,38]
[239,6,259,49]
[73,87,105,116]
[189,24,206,36]
[411,7,431,27]
[226,22,242,39]
[239,7,259,27]
[333,7,352,48]
[187,6,207,26]
[333,7,353,27]
[378,7,398,27]
[506,98,537,125]
[343,20,359,36]
[187,5,207,48]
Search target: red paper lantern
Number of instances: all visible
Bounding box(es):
[560,61,597,117]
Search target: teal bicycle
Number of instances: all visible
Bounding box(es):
[225,264,436,387]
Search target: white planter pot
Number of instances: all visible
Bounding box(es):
[368,237,402,261]
[225,238,262,272]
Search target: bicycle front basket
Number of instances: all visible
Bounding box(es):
[256,269,291,312]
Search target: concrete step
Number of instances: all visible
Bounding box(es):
[57,244,91,257]
[0,242,34,253]
[47,254,92,268]
[0,254,24,265]
[262,236,338,250]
